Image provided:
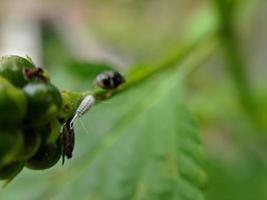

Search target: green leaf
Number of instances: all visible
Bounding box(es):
[0,69,206,200]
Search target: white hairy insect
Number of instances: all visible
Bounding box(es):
[69,95,95,129]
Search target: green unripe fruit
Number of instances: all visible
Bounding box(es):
[0,130,24,167]
[22,129,42,159]
[0,161,24,180]
[40,119,61,144]
[23,82,62,126]
[0,75,13,86]
[0,77,27,126]
[26,139,62,170]
[0,55,35,87]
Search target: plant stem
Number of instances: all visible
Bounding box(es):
[90,34,216,99]
[58,33,217,121]
[212,0,259,124]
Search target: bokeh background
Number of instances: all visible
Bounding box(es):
[0,0,267,200]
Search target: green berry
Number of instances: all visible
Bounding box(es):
[22,129,42,159]
[23,82,62,126]
[0,77,27,126]
[26,139,62,170]
[0,130,24,166]
[0,55,35,87]
[40,119,61,144]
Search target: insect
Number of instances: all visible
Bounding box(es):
[96,71,125,90]
[69,95,95,129]
[61,95,95,164]
[24,67,48,82]
[61,119,75,164]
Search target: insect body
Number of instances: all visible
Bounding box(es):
[96,71,125,90]
[61,119,75,164]
[69,95,95,129]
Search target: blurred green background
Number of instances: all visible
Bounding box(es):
[0,0,267,200]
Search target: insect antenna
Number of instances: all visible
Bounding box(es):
[77,119,91,135]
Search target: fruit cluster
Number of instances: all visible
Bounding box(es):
[0,56,64,182]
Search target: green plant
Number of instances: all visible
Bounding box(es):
[0,0,266,200]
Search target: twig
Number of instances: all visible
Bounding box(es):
[58,33,217,122]
[212,0,259,126]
